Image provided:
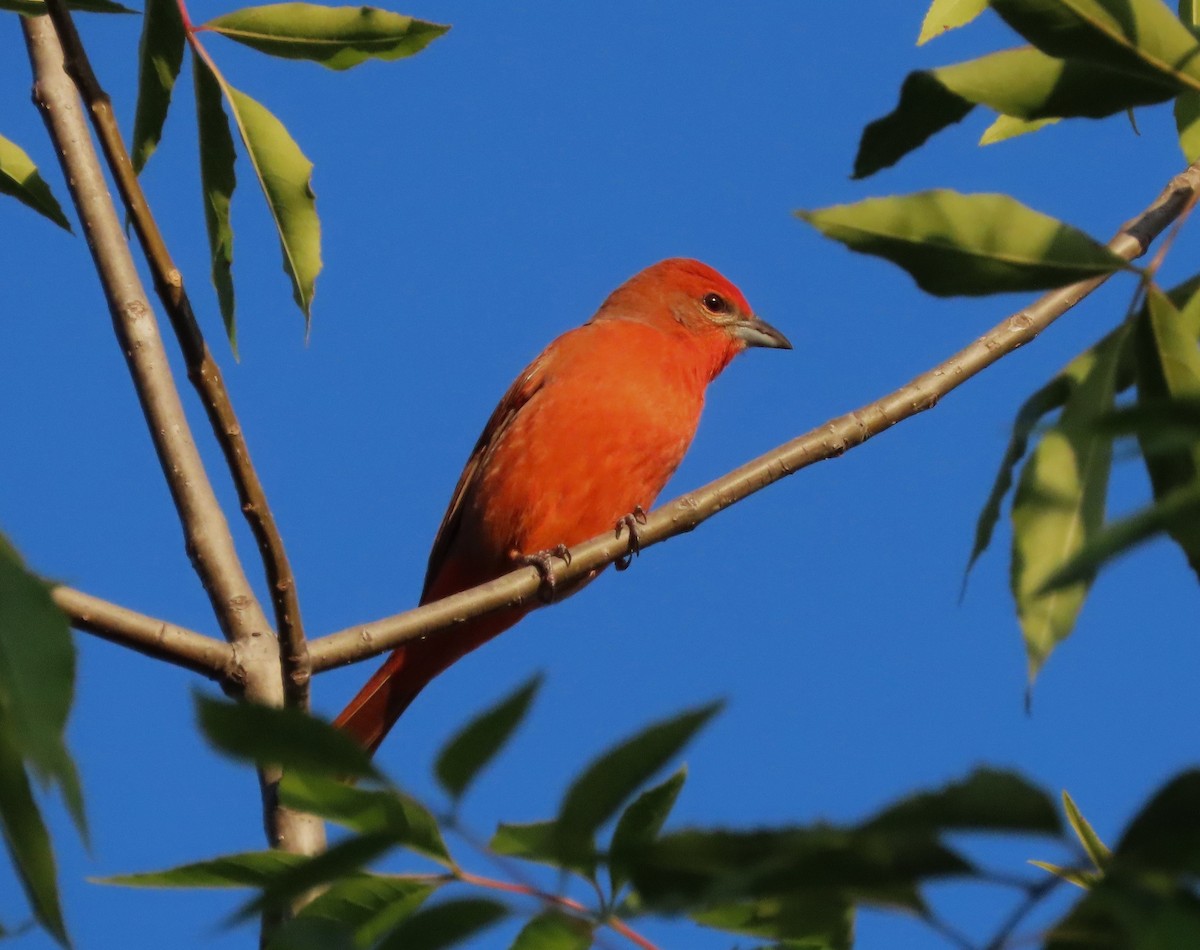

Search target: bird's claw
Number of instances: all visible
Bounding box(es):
[518,544,572,603]
[614,505,648,571]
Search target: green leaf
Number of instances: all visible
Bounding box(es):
[0,135,70,231]
[434,675,540,802]
[557,703,720,862]
[509,910,593,950]
[101,849,303,887]
[0,730,67,946]
[490,819,595,877]
[865,768,1061,836]
[1063,790,1110,871]
[1028,859,1098,888]
[1174,91,1200,162]
[298,875,436,947]
[192,52,239,352]
[1046,876,1200,950]
[204,3,449,70]
[198,61,321,327]
[1115,770,1200,873]
[279,772,451,865]
[609,766,686,896]
[797,190,1129,296]
[1011,321,1127,680]
[0,0,135,14]
[0,534,83,838]
[1184,0,1200,28]
[979,113,1060,145]
[196,694,380,780]
[130,0,185,173]
[853,48,1174,177]
[267,917,357,950]
[691,896,854,949]
[990,0,1200,92]
[918,0,988,44]
[1132,286,1200,580]
[375,898,507,950]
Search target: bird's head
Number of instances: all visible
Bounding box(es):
[596,259,791,376]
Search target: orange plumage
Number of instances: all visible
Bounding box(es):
[335,259,790,753]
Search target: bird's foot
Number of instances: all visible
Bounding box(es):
[614,505,648,571]
[517,544,572,603]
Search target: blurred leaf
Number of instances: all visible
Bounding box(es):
[1029,859,1098,888]
[1,0,135,13]
[1115,771,1200,873]
[196,694,380,780]
[101,850,303,887]
[204,3,449,70]
[0,730,67,946]
[1011,322,1127,680]
[434,675,540,802]
[609,766,686,895]
[979,113,1060,144]
[797,190,1128,296]
[198,61,321,327]
[298,875,436,947]
[865,768,1060,835]
[490,820,594,878]
[0,135,70,231]
[509,910,593,950]
[1045,874,1200,949]
[279,773,450,865]
[1184,0,1200,27]
[1133,287,1200,580]
[853,48,1174,177]
[192,51,239,352]
[0,534,83,837]
[375,898,507,950]
[267,916,356,950]
[130,0,185,173]
[1175,91,1200,162]
[692,895,853,949]
[1063,791,1110,871]
[990,0,1200,91]
[918,0,988,44]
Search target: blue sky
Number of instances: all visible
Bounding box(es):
[3,2,1199,947]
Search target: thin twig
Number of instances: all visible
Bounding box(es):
[22,16,324,866]
[983,876,1063,950]
[51,586,232,680]
[38,0,310,710]
[308,162,1200,673]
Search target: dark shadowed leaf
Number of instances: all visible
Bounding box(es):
[131,0,185,173]
[101,849,303,887]
[267,916,356,950]
[991,0,1200,91]
[609,766,686,895]
[434,675,540,802]
[865,768,1060,836]
[692,895,853,950]
[509,910,593,950]
[298,875,436,946]
[0,135,70,231]
[489,819,594,878]
[279,772,450,864]
[1,0,135,13]
[204,3,449,70]
[796,191,1128,296]
[1011,322,1127,680]
[196,694,380,780]
[0,731,67,946]
[1116,771,1200,873]
[1063,791,1110,870]
[375,898,507,950]
[1045,875,1200,949]
[1176,91,1200,162]
[192,52,239,351]
[853,48,1174,176]
[918,0,988,44]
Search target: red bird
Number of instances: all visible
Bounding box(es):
[335,259,790,753]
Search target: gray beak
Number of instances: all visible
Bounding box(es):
[732,315,792,350]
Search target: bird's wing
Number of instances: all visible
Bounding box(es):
[420,352,551,602]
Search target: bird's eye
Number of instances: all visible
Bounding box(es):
[702,293,729,314]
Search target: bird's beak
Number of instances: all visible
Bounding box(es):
[732,315,792,350]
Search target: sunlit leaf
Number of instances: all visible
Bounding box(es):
[918,0,988,44]
[131,0,185,173]
[375,898,506,950]
[434,675,540,802]
[0,135,70,231]
[101,849,303,887]
[1063,790,1110,871]
[1029,859,1098,888]
[797,191,1129,296]
[192,52,239,351]
[979,113,1060,145]
[1011,322,1128,680]
[196,694,380,780]
[990,0,1200,92]
[1174,91,1200,162]
[609,766,686,895]
[204,3,449,70]
[509,910,593,950]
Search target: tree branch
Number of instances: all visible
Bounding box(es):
[38,0,310,711]
[22,15,324,862]
[308,162,1200,674]
[50,586,233,680]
